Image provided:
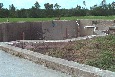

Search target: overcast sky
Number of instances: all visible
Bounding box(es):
[0,0,114,9]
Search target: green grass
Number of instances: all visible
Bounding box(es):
[45,35,115,72]
[0,16,115,22]
[86,35,115,71]
[0,18,54,22]
[62,16,115,20]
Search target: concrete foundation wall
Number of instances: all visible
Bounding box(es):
[42,20,78,40]
[96,20,114,30]
[0,23,3,41]
[0,20,115,42]
[0,21,78,42]
[84,27,95,36]
[30,22,43,40]
[79,20,92,36]
[79,20,115,36]
[0,44,115,77]
[0,22,43,42]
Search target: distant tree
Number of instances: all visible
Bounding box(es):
[29,6,37,17]
[44,3,53,17]
[74,5,87,16]
[9,4,16,17]
[44,3,53,10]
[0,3,3,9]
[17,9,29,18]
[34,1,41,17]
[111,2,115,15]
[75,5,81,16]
[54,3,61,17]
[54,3,61,9]
[102,0,106,6]
[34,1,40,9]
[9,4,16,12]
[112,1,115,7]
[28,1,41,18]
[107,3,115,15]
[0,8,9,18]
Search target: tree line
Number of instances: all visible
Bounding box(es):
[0,1,115,18]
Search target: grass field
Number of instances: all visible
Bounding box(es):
[0,16,115,22]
